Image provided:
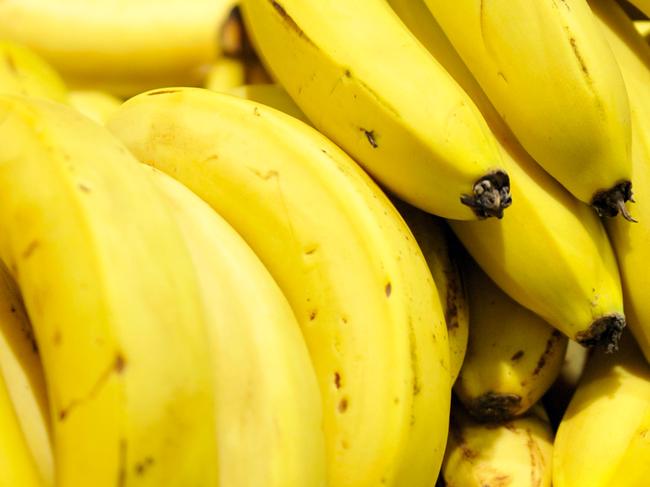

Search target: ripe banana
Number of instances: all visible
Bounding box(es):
[240,0,512,220]
[107,87,451,487]
[0,261,52,486]
[148,165,327,487]
[389,0,626,351]
[441,403,554,487]
[424,0,633,218]
[553,334,650,487]
[0,95,218,486]
[396,202,469,384]
[0,40,67,102]
[454,258,567,422]
[592,0,650,362]
[68,90,122,125]
[0,359,42,487]
[0,0,236,97]
[204,58,246,93]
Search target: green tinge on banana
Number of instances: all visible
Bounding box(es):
[241,0,512,220]
[442,402,554,487]
[593,0,650,363]
[553,334,650,487]
[455,258,567,422]
[396,202,469,384]
[390,0,626,352]
[0,262,53,486]
[424,0,634,219]
[107,87,451,487]
[0,95,218,487]
[149,166,328,487]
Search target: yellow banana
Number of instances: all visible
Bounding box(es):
[592,0,650,362]
[0,95,218,486]
[396,202,469,384]
[389,0,626,351]
[553,334,650,487]
[148,165,327,487]
[454,258,567,421]
[204,57,247,93]
[0,40,66,101]
[107,87,451,487]
[0,261,52,486]
[68,90,122,125]
[424,0,633,218]
[442,403,554,487]
[240,0,512,220]
[227,84,311,124]
[0,0,236,97]
[0,359,42,487]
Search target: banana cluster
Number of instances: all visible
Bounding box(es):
[0,0,649,486]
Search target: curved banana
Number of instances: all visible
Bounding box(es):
[442,403,554,487]
[204,58,246,93]
[0,40,67,101]
[0,361,42,487]
[592,0,650,362]
[454,258,567,422]
[0,261,52,485]
[148,166,327,487]
[0,0,236,97]
[240,0,512,220]
[0,95,218,486]
[389,0,626,351]
[553,334,650,487]
[68,90,122,125]
[107,87,451,487]
[424,0,633,218]
[396,202,468,384]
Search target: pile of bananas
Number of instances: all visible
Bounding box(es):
[0,0,649,486]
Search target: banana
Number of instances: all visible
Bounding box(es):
[424,0,633,219]
[454,257,568,422]
[68,90,122,125]
[0,95,218,486]
[0,40,67,101]
[227,84,312,124]
[389,0,626,351]
[592,0,650,362]
[0,359,42,487]
[204,58,247,93]
[396,202,469,384]
[240,0,512,220]
[441,403,554,487]
[553,334,650,487]
[0,0,236,97]
[0,261,52,486]
[628,0,650,19]
[147,165,327,487]
[107,87,451,487]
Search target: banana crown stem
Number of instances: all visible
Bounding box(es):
[461,171,512,219]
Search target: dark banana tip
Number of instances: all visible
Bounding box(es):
[461,170,512,219]
[591,181,636,222]
[466,392,522,423]
[575,313,626,353]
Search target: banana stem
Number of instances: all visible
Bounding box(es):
[575,313,626,353]
[460,171,512,219]
[591,180,636,221]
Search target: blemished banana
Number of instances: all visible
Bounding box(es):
[553,334,650,487]
[107,87,451,487]
[0,0,236,97]
[0,261,52,486]
[441,403,554,487]
[592,0,650,362]
[0,95,218,486]
[454,258,568,422]
[204,57,246,93]
[395,202,469,384]
[227,84,312,124]
[424,0,633,219]
[240,0,512,220]
[0,359,42,487]
[68,90,122,125]
[147,165,327,487]
[0,40,67,102]
[389,0,626,351]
